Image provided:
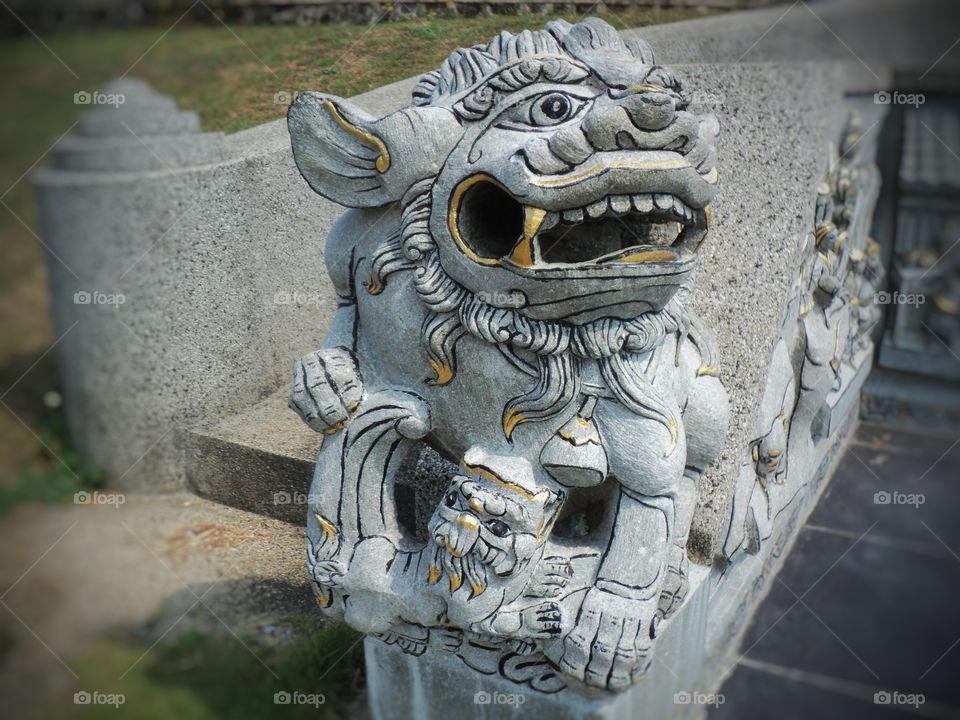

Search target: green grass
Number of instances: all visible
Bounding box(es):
[39,618,365,720]
[0,403,107,515]
[0,8,713,505]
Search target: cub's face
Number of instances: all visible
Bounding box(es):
[426,454,562,598]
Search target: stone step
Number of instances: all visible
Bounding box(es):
[185,387,321,525]
[185,385,457,533]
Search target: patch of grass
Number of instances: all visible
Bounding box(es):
[40,618,364,720]
[0,404,106,515]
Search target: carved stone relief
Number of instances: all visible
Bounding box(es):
[724,109,884,559]
[287,18,729,693]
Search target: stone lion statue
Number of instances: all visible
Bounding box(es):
[288,17,728,693]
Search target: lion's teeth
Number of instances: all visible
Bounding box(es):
[562,208,583,224]
[654,194,673,211]
[609,195,632,215]
[632,194,654,213]
[586,198,608,219]
[542,211,561,231]
[522,206,547,242]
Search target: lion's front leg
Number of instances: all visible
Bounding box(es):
[546,491,674,690]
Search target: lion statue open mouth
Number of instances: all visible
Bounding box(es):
[289,17,729,694]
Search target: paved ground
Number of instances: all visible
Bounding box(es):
[712,421,960,720]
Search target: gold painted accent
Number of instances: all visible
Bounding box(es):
[507,206,548,268]
[815,223,834,245]
[469,581,486,599]
[752,445,760,462]
[321,421,345,436]
[620,83,670,95]
[703,167,719,185]
[934,294,960,316]
[696,364,719,377]
[444,538,462,558]
[366,272,383,295]
[468,497,484,513]
[317,591,332,608]
[314,513,337,539]
[427,564,441,585]
[448,572,463,592]
[531,158,690,188]
[456,513,480,532]
[502,407,528,440]
[665,416,678,457]
[461,459,537,501]
[704,205,712,229]
[616,249,677,264]
[557,419,601,446]
[427,357,454,386]
[323,99,390,173]
[768,449,781,458]
[448,174,512,266]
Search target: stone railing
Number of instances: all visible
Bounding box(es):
[32,1,960,717]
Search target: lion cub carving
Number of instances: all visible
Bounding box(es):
[289,17,728,693]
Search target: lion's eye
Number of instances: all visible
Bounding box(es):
[486,519,510,538]
[499,92,588,130]
[444,491,459,508]
[533,94,572,124]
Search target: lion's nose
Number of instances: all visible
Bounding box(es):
[578,89,680,153]
[444,513,480,557]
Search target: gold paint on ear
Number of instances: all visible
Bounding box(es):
[314,513,338,539]
[427,564,441,585]
[317,591,332,608]
[323,100,390,173]
[427,357,454,386]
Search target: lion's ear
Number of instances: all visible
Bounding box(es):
[288,92,460,208]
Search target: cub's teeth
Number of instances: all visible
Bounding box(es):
[610,195,632,215]
[562,208,584,224]
[632,194,654,213]
[586,198,608,219]
[654,194,673,211]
